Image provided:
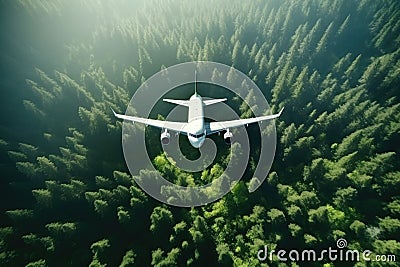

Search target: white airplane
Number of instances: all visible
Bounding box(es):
[112,81,283,148]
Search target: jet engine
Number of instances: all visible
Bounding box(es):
[223,129,233,145]
[160,130,170,145]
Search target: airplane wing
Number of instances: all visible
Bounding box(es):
[206,107,284,135]
[112,109,187,133]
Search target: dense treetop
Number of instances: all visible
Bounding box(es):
[0,0,399,266]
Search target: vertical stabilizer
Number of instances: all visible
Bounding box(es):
[194,70,197,95]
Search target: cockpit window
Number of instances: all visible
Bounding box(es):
[189,132,205,138]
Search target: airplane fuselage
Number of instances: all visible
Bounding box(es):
[187,94,206,148]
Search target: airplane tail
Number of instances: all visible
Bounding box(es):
[194,70,197,96]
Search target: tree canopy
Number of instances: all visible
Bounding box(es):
[0,0,399,266]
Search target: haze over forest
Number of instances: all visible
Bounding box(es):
[0,0,399,266]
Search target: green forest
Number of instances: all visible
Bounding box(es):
[0,0,399,266]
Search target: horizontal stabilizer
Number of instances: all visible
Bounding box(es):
[203,98,227,106]
[163,99,189,107]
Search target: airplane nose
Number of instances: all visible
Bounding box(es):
[192,141,201,148]
[190,138,203,148]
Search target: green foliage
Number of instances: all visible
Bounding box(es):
[117,206,131,225]
[156,248,180,267]
[25,259,46,267]
[304,234,318,246]
[268,208,286,224]
[32,189,52,207]
[216,243,233,265]
[288,223,302,237]
[94,199,109,216]
[378,217,400,238]
[371,240,400,267]
[1,0,399,266]
[46,222,78,236]
[113,171,132,186]
[350,220,366,236]
[90,238,111,266]
[6,209,34,223]
[91,239,110,255]
[150,207,174,233]
[120,249,136,267]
